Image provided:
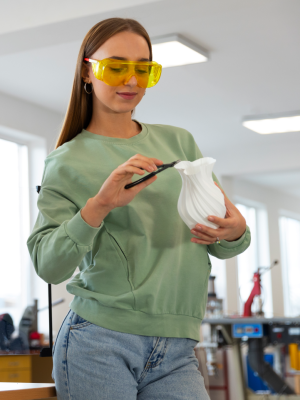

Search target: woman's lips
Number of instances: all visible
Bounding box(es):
[117,92,137,100]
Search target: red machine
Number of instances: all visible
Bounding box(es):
[243,261,278,317]
[243,272,262,317]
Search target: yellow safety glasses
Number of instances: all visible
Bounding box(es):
[84,58,162,88]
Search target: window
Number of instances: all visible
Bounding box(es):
[0,138,30,328]
[236,203,273,317]
[279,216,300,317]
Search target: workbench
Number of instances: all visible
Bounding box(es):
[0,351,54,383]
[0,383,56,400]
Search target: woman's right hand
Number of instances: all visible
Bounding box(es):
[95,153,163,209]
[81,154,163,227]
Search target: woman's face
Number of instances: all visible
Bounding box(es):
[83,31,150,114]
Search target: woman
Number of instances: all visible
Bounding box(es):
[27,17,250,400]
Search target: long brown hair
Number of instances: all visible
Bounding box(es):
[55,18,153,149]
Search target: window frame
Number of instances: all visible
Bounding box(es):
[234,196,273,317]
[0,127,47,333]
[279,210,300,317]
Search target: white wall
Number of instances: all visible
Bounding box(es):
[0,91,63,153]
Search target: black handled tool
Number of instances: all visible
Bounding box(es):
[125,159,181,189]
[36,185,53,357]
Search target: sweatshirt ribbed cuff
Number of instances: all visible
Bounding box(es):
[218,225,250,249]
[65,209,104,246]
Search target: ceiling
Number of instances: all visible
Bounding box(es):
[0,0,299,194]
[0,0,162,35]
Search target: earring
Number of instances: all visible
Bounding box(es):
[84,82,93,94]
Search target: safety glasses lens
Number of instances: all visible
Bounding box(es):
[97,61,161,88]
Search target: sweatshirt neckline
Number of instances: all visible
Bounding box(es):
[80,119,148,144]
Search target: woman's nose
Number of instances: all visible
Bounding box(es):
[124,74,138,86]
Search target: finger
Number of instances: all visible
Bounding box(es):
[225,211,230,219]
[126,155,157,171]
[224,196,234,213]
[191,228,215,239]
[206,215,232,228]
[192,226,217,239]
[212,184,239,220]
[192,224,223,238]
[225,207,233,218]
[150,157,164,166]
[116,165,146,177]
[191,237,216,245]
[191,230,217,244]
[130,154,163,169]
[125,159,157,173]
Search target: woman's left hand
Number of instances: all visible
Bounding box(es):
[190,182,246,245]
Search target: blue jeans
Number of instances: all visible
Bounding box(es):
[52,309,209,400]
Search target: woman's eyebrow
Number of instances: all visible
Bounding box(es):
[109,56,150,61]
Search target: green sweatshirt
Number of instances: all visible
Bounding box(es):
[27,120,251,342]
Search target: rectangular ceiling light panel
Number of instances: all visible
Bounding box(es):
[151,34,208,68]
[243,114,300,134]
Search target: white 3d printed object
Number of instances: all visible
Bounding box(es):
[174,157,226,229]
